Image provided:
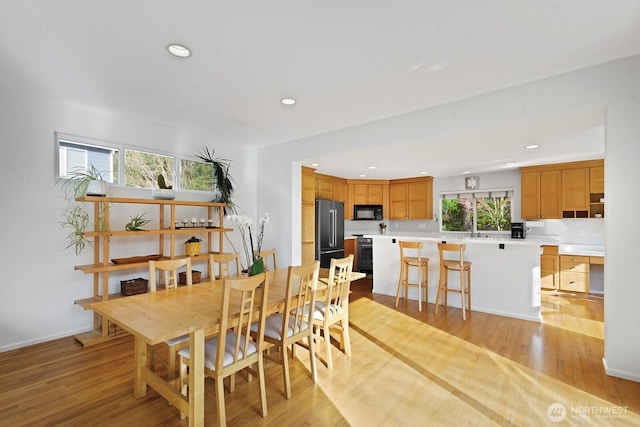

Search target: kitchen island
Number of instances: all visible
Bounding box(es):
[369,233,559,322]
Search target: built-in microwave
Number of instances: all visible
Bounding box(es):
[354,205,383,221]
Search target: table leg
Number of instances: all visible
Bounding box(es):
[134,336,147,397]
[188,329,205,426]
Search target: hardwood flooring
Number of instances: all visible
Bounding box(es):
[1,280,639,426]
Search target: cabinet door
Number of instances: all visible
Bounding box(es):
[408,181,430,219]
[315,177,333,200]
[301,202,316,264]
[368,184,384,204]
[540,170,561,219]
[301,168,316,203]
[561,168,589,211]
[540,254,558,289]
[333,180,347,202]
[521,172,540,219]
[353,184,368,204]
[389,183,408,219]
[590,166,605,193]
[559,255,589,292]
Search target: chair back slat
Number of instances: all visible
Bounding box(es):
[287,261,320,337]
[149,258,192,292]
[326,255,354,312]
[438,243,466,268]
[216,272,269,373]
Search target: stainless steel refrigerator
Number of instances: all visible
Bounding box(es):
[315,199,345,268]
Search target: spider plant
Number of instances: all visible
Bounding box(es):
[125,212,151,231]
[195,146,236,214]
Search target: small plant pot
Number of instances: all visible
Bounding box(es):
[185,242,201,257]
[86,180,108,196]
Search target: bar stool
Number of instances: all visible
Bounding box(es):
[395,241,429,311]
[435,243,472,320]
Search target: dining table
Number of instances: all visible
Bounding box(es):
[91,267,365,426]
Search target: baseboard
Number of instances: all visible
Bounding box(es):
[0,326,93,353]
[602,358,640,383]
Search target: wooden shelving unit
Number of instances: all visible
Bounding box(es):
[73,196,231,347]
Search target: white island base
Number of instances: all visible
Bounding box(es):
[370,234,545,322]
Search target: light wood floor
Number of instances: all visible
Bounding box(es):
[2,281,639,426]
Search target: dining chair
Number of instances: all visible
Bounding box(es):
[312,254,353,369]
[178,272,270,425]
[148,257,193,379]
[149,257,192,292]
[435,243,472,320]
[251,260,319,399]
[210,252,241,279]
[256,248,278,271]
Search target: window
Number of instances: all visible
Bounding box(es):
[56,133,216,192]
[441,189,513,233]
[58,139,118,183]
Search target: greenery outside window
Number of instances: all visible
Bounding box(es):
[441,189,513,233]
[56,134,218,193]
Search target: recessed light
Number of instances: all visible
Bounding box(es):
[311,163,319,167]
[463,170,471,174]
[167,44,191,58]
[359,174,366,177]
[525,144,540,149]
[420,171,429,175]
[281,98,296,105]
[368,166,376,170]
[504,162,516,166]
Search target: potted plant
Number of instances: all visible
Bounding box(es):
[195,146,236,214]
[58,164,109,255]
[184,236,202,257]
[125,212,151,231]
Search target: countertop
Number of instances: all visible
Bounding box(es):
[557,243,605,257]
[364,232,560,246]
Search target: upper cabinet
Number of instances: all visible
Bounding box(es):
[520,159,604,220]
[315,173,347,202]
[346,180,389,220]
[389,177,433,220]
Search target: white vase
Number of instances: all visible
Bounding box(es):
[86,180,108,196]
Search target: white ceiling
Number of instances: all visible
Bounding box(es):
[2,1,640,178]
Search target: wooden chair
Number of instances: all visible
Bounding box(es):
[178,272,270,426]
[149,257,192,292]
[312,254,353,370]
[395,241,429,312]
[251,260,319,399]
[256,248,278,271]
[148,257,193,379]
[210,252,241,279]
[435,243,472,320]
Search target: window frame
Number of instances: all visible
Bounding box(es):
[439,188,514,234]
[55,132,214,193]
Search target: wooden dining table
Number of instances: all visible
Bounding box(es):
[91,267,365,426]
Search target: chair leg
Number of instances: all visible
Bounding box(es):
[417,266,422,312]
[395,263,405,307]
[178,356,188,420]
[324,325,333,369]
[258,355,268,417]
[215,375,226,427]
[282,343,292,399]
[467,267,472,313]
[434,266,444,314]
[341,319,352,358]
[307,332,318,383]
[168,346,176,380]
[460,268,466,320]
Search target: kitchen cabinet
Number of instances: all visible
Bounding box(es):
[301,166,316,265]
[315,174,334,200]
[344,238,357,270]
[559,255,590,292]
[347,180,389,220]
[389,177,433,219]
[73,196,231,347]
[521,170,561,219]
[561,167,590,218]
[520,159,603,220]
[540,245,559,290]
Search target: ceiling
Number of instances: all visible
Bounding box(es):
[2,1,640,179]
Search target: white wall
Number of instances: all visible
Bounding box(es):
[0,93,257,351]
[259,55,640,382]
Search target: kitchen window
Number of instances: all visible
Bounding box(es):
[440,189,513,233]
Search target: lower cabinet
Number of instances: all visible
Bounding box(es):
[344,238,357,270]
[540,245,558,290]
[559,255,590,292]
